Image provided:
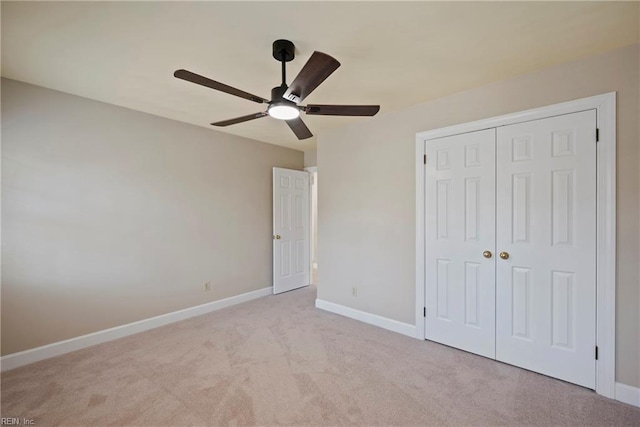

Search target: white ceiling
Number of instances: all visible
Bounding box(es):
[2,1,638,151]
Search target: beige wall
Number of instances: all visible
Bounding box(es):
[318,44,640,388]
[304,150,317,168]
[1,78,303,355]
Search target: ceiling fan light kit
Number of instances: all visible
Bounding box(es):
[268,103,300,120]
[174,39,380,140]
[267,83,300,120]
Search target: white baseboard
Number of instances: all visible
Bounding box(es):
[314,299,640,405]
[315,299,416,338]
[0,286,272,372]
[615,382,640,407]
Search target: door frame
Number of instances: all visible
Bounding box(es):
[304,166,318,279]
[415,92,616,398]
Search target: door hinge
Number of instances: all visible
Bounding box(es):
[596,128,599,142]
[423,154,427,164]
[595,346,599,360]
[423,307,426,317]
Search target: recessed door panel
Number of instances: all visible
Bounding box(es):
[436,180,450,240]
[295,194,304,228]
[511,266,532,340]
[436,259,451,320]
[551,271,575,349]
[464,262,481,327]
[464,178,480,241]
[280,194,291,230]
[280,241,291,277]
[511,174,531,244]
[295,240,305,274]
[551,170,574,246]
[425,128,496,359]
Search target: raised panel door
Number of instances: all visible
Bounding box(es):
[273,168,310,294]
[425,128,496,358]
[495,110,596,389]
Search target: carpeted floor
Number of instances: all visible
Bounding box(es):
[2,285,639,426]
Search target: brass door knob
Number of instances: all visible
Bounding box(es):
[483,250,492,259]
[499,251,510,260]
[273,235,281,240]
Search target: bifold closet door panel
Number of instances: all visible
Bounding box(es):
[425,128,496,359]
[495,110,597,389]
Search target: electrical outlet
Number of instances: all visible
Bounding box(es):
[204,282,211,292]
[352,287,357,297]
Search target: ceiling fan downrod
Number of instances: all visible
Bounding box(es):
[272,39,295,88]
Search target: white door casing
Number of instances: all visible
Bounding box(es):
[305,166,318,271]
[416,93,616,398]
[495,110,597,389]
[273,167,310,294]
[425,128,497,358]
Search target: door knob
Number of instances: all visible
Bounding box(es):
[273,235,281,240]
[499,251,510,260]
[483,250,492,259]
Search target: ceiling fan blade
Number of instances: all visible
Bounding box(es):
[305,104,380,116]
[283,52,340,103]
[174,69,268,104]
[286,117,313,140]
[211,112,268,127]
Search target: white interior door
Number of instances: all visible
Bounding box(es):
[495,110,597,388]
[425,128,496,358]
[273,167,310,294]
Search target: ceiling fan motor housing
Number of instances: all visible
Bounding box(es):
[271,85,291,103]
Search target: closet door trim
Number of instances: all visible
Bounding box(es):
[415,92,616,398]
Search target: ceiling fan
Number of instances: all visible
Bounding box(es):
[174,39,380,140]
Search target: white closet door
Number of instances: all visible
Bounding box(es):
[425,128,496,358]
[495,110,597,389]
